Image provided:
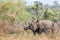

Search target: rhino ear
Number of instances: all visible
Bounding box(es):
[28,22,31,24]
[36,19,39,23]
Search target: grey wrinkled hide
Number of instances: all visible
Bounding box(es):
[37,20,54,34]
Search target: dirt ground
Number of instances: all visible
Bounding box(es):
[0,30,60,40]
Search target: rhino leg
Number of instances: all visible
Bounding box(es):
[32,30,36,35]
[37,28,42,35]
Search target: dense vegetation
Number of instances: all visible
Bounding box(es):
[0,0,60,34]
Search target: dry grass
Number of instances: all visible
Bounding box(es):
[0,30,60,40]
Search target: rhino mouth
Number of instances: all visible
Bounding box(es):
[24,27,29,30]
